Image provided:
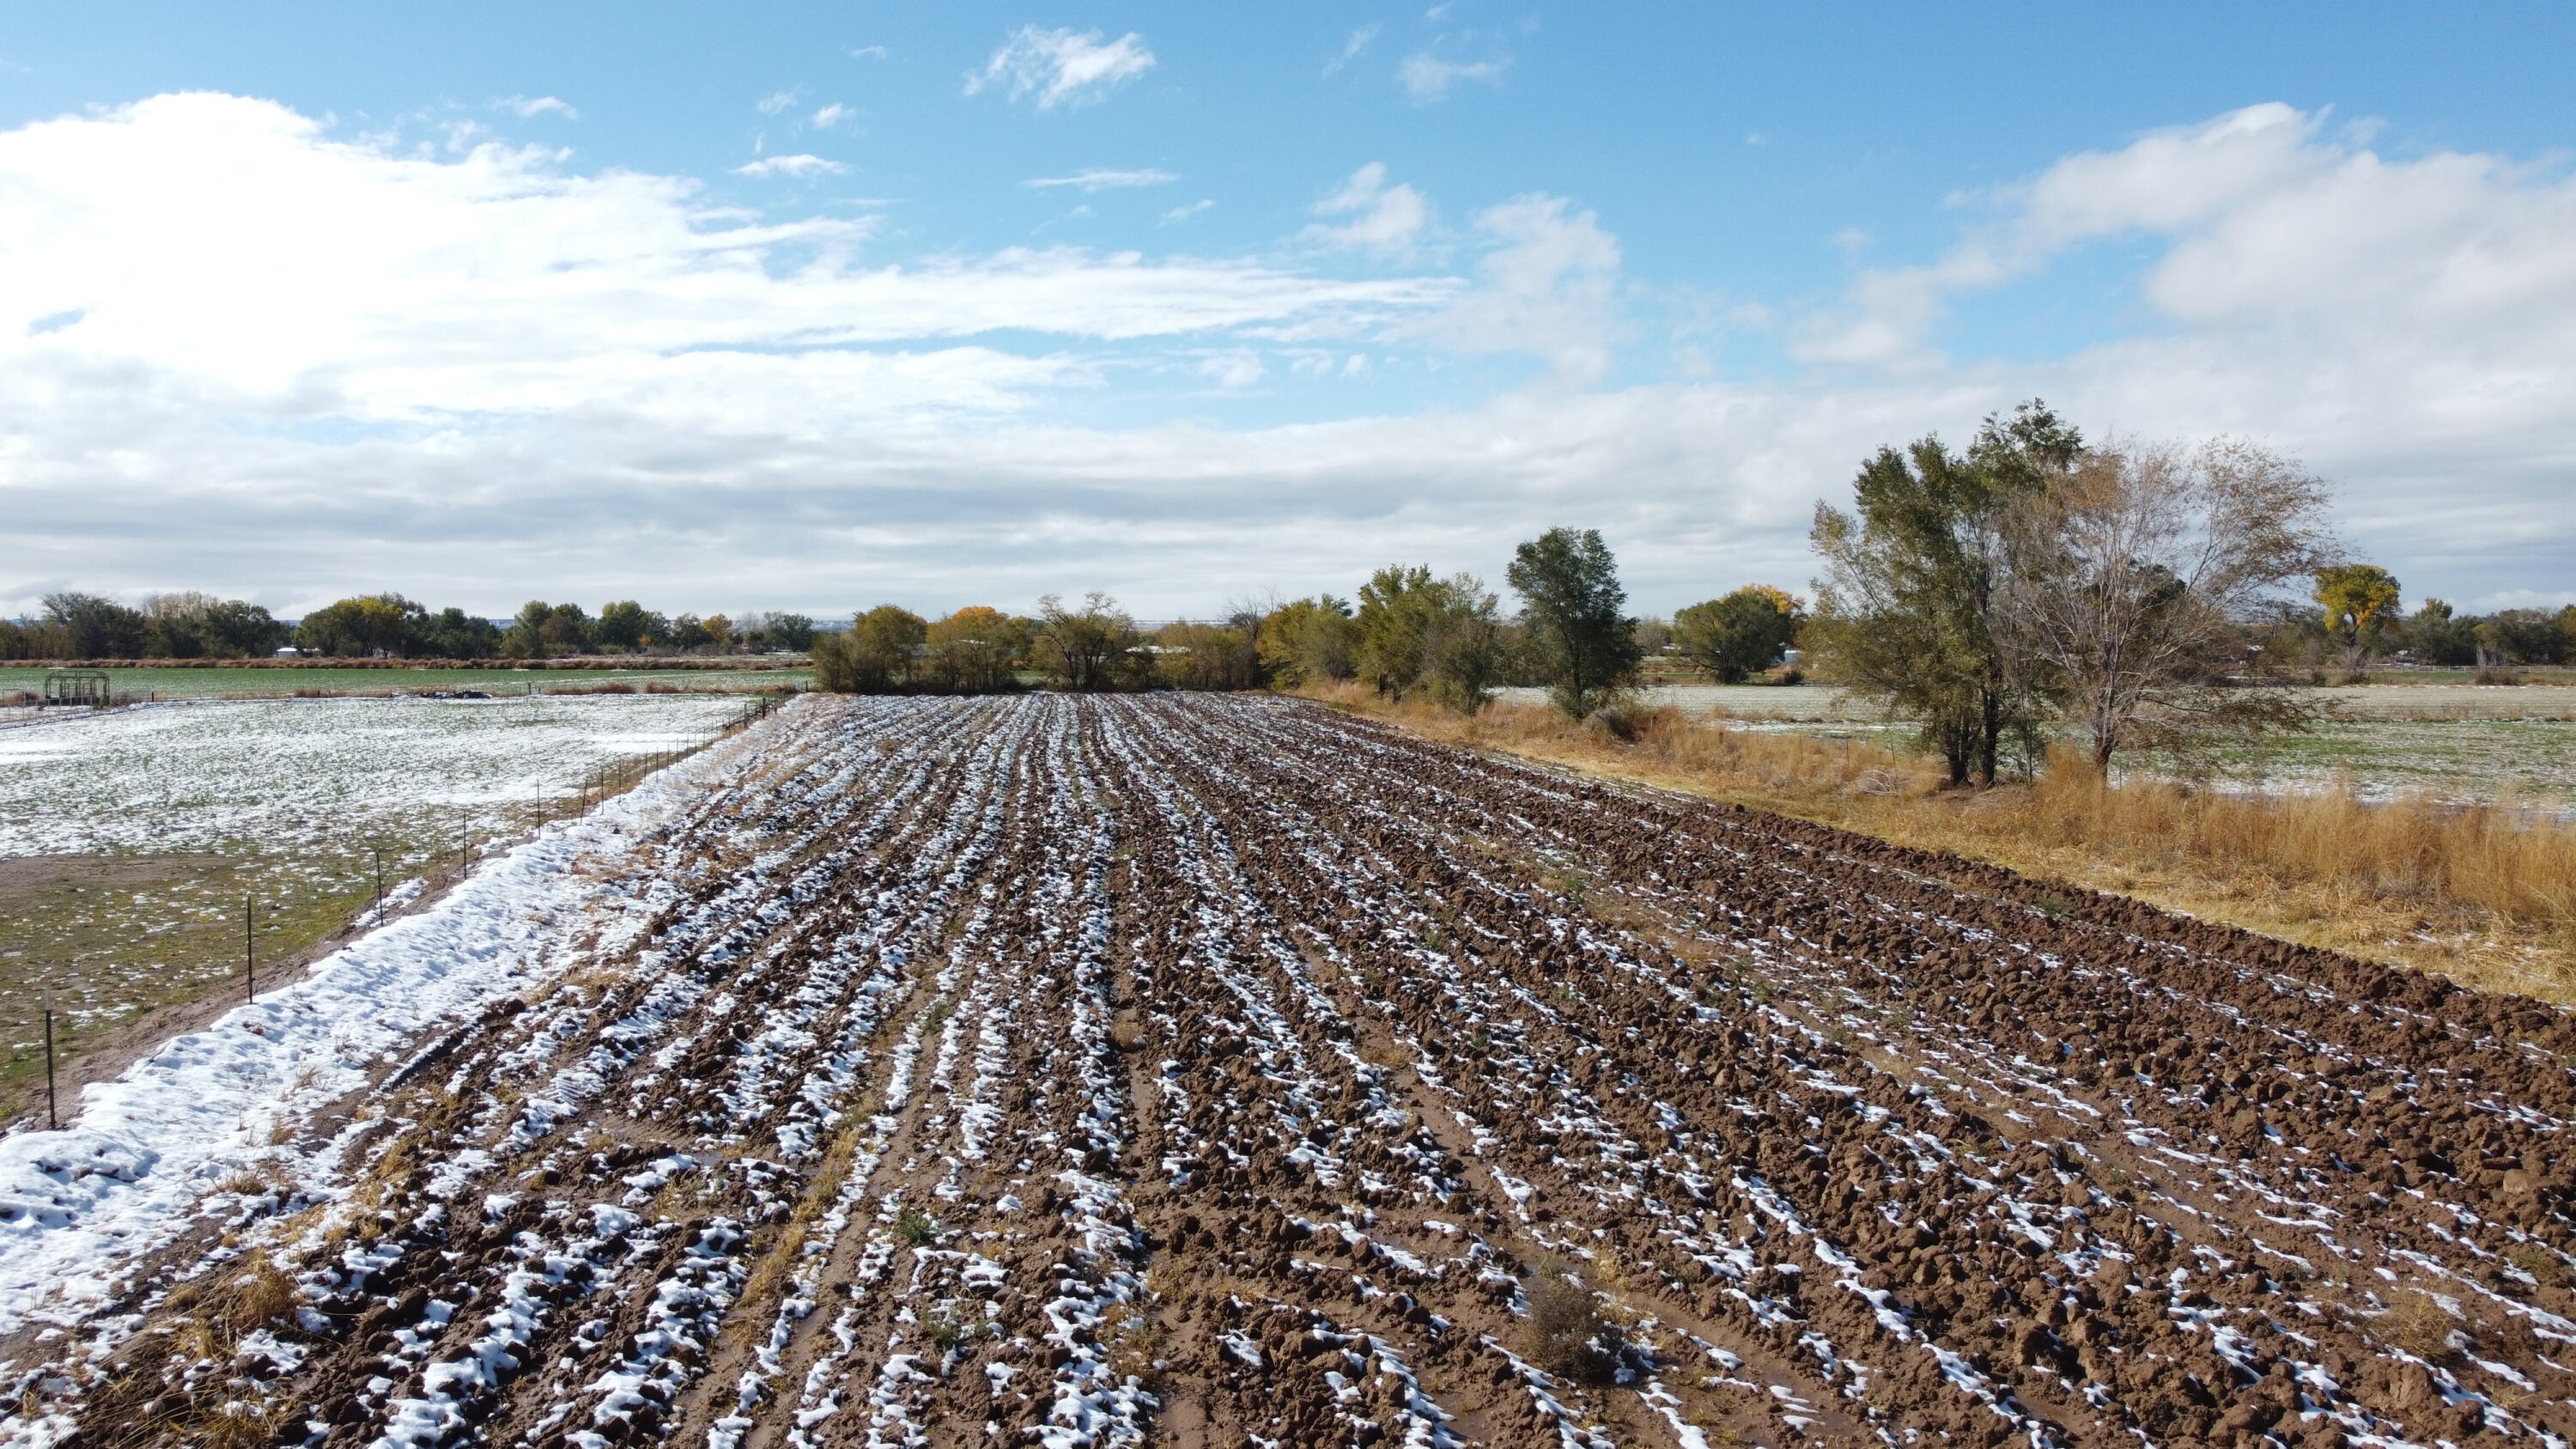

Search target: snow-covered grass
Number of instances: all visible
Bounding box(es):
[0,695,752,1117]
[0,723,756,1339]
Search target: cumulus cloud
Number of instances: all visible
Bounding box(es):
[1303,162,1429,253]
[735,154,847,179]
[1024,167,1177,192]
[966,27,1156,110]
[810,102,854,129]
[500,95,578,121]
[1415,194,1622,383]
[1398,52,1507,103]
[1,94,2570,617]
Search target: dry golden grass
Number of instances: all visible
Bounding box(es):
[1309,685,2576,1005]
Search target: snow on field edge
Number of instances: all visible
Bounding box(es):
[0,727,750,1339]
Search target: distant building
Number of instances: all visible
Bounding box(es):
[275,646,303,658]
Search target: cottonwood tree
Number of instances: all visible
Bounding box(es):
[1506,527,1641,720]
[1809,405,2072,786]
[2314,563,2401,677]
[925,606,1025,691]
[1034,592,1135,691]
[2000,437,2331,771]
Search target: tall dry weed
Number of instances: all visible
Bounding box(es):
[1309,684,2576,997]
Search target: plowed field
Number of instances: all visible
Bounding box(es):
[14,694,2576,1448]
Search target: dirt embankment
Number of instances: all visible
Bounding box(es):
[17,694,2576,1448]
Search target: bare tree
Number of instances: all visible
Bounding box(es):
[2000,437,2332,771]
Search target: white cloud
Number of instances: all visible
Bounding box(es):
[735,154,847,179]
[1161,199,1214,224]
[500,95,578,121]
[810,103,854,130]
[1,94,2569,618]
[1795,103,2355,367]
[1303,162,1429,253]
[1398,52,1506,103]
[966,27,1156,110]
[1415,193,1622,383]
[1200,350,1264,390]
[755,89,800,116]
[848,45,889,60]
[1326,24,1379,76]
[1024,167,1178,192]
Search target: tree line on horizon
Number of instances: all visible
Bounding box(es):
[0,593,825,661]
[9,399,2573,790]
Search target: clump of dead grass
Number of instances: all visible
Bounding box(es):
[1523,1257,1617,1383]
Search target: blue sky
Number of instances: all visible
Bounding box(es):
[3,3,2573,618]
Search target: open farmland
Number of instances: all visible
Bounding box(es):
[0,666,806,707]
[0,694,754,1117]
[8,695,2576,1447]
[1494,684,2576,810]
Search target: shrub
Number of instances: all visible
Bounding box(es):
[1523,1261,1616,1382]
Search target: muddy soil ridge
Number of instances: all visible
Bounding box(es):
[11,693,2576,1447]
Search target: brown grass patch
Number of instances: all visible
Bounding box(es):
[1309,685,2576,1005]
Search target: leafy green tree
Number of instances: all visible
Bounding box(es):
[592,600,670,653]
[44,592,149,659]
[738,612,815,652]
[1809,429,2048,787]
[1419,575,1507,714]
[2401,600,2478,667]
[1034,593,1137,691]
[2313,564,2401,676]
[1672,587,1798,683]
[2476,608,2567,667]
[416,606,501,659]
[1506,527,1642,721]
[1354,566,1443,700]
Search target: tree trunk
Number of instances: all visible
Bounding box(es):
[1976,687,2001,788]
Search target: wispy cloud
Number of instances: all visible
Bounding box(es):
[755,89,800,116]
[501,95,579,121]
[966,27,1156,109]
[1325,24,1380,76]
[1303,162,1429,253]
[848,45,889,60]
[1025,167,1178,192]
[1161,199,1214,224]
[811,103,854,129]
[1201,350,1264,390]
[736,154,847,179]
[1398,52,1508,103]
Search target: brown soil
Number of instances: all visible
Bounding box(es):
[19,695,2576,1448]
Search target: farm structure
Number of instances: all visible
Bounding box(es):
[6,693,2576,1446]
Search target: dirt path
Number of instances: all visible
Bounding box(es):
[12,694,2576,1448]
